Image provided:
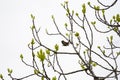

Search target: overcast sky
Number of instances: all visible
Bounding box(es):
[0,0,120,80]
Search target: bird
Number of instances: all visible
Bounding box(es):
[61,40,69,46]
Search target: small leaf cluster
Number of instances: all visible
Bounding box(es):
[37,49,46,62]
[113,14,120,23]
[94,5,100,10]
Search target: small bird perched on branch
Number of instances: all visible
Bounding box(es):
[61,40,69,46]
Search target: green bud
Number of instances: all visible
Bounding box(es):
[110,35,113,41]
[88,2,90,5]
[75,13,79,16]
[31,38,35,45]
[82,9,86,14]
[82,4,86,14]
[46,49,50,55]
[31,25,35,30]
[32,52,35,57]
[66,13,68,16]
[91,21,96,25]
[54,44,59,52]
[110,19,112,24]
[116,14,120,22]
[82,4,85,8]
[91,62,97,67]
[94,5,97,9]
[20,54,23,60]
[102,50,105,54]
[113,27,118,32]
[102,10,105,15]
[113,16,115,19]
[94,5,100,10]
[83,51,86,54]
[66,33,69,37]
[80,64,85,70]
[67,8,70,13]
[39,49,43,54]
[34,69,40,74]
[41,76,44,80]
[0,74,3,79]
[72,10,74,15]
[109,35,113,44]
[75,32,79,37]
[97,46,101,49]
[64,1,68,4]
[51,15,54,20]
[64,23,68,27]
[30,14,35,20]
[116,52,120,56]
[7,68,13,74]
[96,6,100,10]
[52,76,57,80]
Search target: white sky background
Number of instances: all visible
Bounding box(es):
[0,0,120,80]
